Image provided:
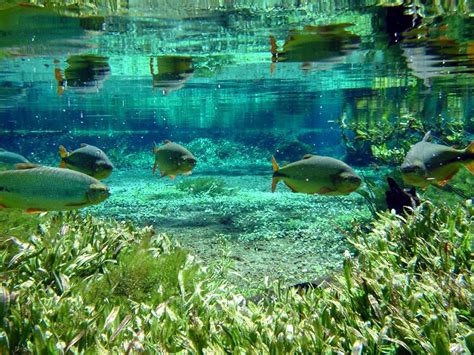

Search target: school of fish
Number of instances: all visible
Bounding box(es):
[0,133,473,214]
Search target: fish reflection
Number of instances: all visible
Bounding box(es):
[149,56,194,95]
[54,55,110,95]
[401,21,474,87]
[270,23,360,73]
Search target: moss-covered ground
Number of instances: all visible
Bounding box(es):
[89,167,371,290]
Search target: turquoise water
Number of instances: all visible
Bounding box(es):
[0,2,473,285]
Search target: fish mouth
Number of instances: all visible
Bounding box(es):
[337,173,361,193]
[87,183,111,204]
[94,162,114,179]
[187,158,197,167]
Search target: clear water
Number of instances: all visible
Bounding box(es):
[0,2,473,285]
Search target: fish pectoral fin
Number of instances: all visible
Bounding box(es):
[437,169,460,187]
[15,163,40,170]
[169,175,176,180]
[26,208,46,214]
[318,187,334,195]
[437,179,450,187]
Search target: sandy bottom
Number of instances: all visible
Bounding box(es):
[90,168,371,289]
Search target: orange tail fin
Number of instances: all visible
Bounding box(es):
[59,145,68,168]
[466,161,474,174]
[466,141,474,153]
[271,156,279,172]
[271,156,280,192]
[466,142,474,174]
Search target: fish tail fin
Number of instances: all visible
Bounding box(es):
[271,156,280,192]
[152,160,158,174]
[59,145,68,158]
[272,176,280,193]
[153,141,158,154]
[271,156,279,172]
[59,145,68,168]
[465,141,474,154]
[466,161,474,174]
[466,142,474,174]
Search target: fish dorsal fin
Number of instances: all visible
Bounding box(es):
[422,131,432,142]
[303,154,315,159]
[80,143,88,147]
[16,163,40,170]
[164,139,172,144]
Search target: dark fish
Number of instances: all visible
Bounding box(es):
[152,140,196,179]
[385,177,420,215]
[59,143,114,180]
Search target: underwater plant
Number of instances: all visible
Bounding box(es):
[175,176,234,196]
[0,201,472,353]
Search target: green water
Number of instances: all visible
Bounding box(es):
[0,1,473,285]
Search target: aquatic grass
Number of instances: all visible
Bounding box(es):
[85,244,202,305]
[176,176,235,196]
[0,201,472,353]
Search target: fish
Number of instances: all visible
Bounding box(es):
[271,154,361,195]
[0,164,110,213]
[385,177,419,215]
[150,56,194,95]
[59,143,114,180]
[152,140,196,179]
[0,148,30,171]
[269,24,360,74]
[400,132,474,188]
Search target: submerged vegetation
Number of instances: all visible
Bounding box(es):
[0,0,473,353]
[176,177,235,196]
[1,201,472,353]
